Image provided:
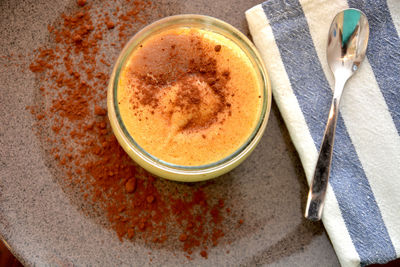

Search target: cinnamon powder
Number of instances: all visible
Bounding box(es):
[125,32,231,132]
[27,0,241,260]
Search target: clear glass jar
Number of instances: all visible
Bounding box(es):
[107,14,271,182]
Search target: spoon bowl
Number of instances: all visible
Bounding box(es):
[305,9,369,221]
[327,9,369,80]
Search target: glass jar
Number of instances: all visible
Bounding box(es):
[107,14,271,182]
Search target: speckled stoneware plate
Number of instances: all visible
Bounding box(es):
[0,0,339,266]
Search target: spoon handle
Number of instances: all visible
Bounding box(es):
[305,85,342,221]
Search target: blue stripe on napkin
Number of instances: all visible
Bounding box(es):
[261,0,397,265]
[347,0,400,135]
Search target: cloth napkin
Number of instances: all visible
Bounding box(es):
[246,0,400,266]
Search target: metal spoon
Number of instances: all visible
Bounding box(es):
[305,9,369,221]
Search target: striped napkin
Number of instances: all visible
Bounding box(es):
[245,0,400,266]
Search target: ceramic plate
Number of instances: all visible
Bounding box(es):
[0,0,339,266]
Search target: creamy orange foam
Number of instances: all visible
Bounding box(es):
[117,27,262,166]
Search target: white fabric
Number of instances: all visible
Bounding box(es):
[246,1,400,266]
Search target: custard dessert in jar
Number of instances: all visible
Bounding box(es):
[108,15,271,181]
